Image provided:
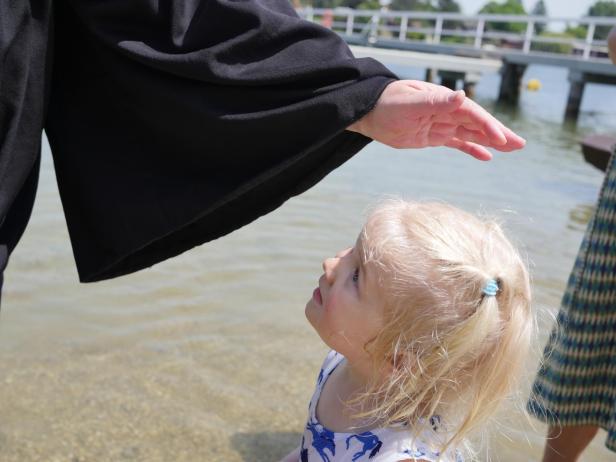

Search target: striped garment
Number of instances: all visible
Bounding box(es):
[528,150,616,452]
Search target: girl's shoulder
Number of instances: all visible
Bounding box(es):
[315,350,344,387]
[305,351,464,461]
[368,419,463,462]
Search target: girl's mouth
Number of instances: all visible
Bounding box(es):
[313,287,322,305]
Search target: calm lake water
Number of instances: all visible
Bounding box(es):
[2,63,616,461]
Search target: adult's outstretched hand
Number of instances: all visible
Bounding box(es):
[347,80,526,161]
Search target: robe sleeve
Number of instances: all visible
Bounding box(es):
[45,0,397,282]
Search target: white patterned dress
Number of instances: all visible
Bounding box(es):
[299,351,463,462]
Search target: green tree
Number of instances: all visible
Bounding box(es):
[559,1,616,42]
[340,0,366,7]
[531,0,547,34]
[479,0,527,34]
[434,0,461,12]
[389,0,433,11]
[355,0,380,8]
[588,1,616,40]
[313,0,331,7]
[564,25,588,39]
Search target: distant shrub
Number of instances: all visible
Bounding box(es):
[479,0,527,33]
[565,25,589,40]
[531,31,577,54]
[440,35,473,44]
[404,31,427,40]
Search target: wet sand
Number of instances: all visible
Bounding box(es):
[2,65,616,461]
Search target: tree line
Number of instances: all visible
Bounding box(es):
[301,0,616,44]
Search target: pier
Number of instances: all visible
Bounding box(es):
[349,45,501,96]
[298,9,616,121]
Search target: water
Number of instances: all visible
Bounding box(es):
[2,64,616,461]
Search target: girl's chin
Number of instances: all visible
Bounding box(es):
[304,305,318,327]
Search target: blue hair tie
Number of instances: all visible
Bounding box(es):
[482,279,499,297]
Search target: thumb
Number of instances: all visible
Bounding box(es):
[443,89,465,110]
[416,89,465,116]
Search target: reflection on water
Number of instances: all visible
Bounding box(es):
[2,64,616,461]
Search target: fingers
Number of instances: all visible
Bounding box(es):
[446,101,526,151]
[447,89,466,108]
[445,138,493,161]
[415,87,526,151]
[431,124,516,151]
[496,122,526,151]
[381,80,526,155]
[431,124,491,147]
[402,82,465,116]
[455,99,507,146]
[423,88,466,115]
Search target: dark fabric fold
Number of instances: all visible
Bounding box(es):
[0,1,52,301]
[2,0,397,285]
[45,0,396,282]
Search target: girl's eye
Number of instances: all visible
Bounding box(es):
[352,268,360,284]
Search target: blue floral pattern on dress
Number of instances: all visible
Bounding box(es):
[345,432,382,460]
[299,351,463,461]
[306,419,336,462]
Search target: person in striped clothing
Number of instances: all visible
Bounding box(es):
[528,25,616,462]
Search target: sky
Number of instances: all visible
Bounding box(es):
[459,0,598,18]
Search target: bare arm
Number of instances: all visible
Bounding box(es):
[279,445,301,462]
[348,80,526,161]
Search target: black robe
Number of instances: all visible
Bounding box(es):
[0,0,396,288]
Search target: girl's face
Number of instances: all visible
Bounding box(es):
[305,235,385,362]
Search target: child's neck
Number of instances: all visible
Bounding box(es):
[316,356,382,433]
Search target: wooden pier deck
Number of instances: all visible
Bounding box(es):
[349,45,501,94]
[349,46,502,74]
[300,9,616,121]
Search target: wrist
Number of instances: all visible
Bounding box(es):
[346,79,394,137]
[346,114,370,136]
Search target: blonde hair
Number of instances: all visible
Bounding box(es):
[352,199,533,456]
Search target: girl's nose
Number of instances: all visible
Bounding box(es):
[336,247,353,258]
[322,248,351,283]
[322,257,337,284]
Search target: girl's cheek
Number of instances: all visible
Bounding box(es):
[323,293,338,313]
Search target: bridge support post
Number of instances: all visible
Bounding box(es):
[498,61,526,104]
[463,72,481,98]
[565,70,585,121]
[436,71,481,97]
[438,70,459,90]
[425,68,436,83]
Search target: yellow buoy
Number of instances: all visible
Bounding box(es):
[526,78,541,91]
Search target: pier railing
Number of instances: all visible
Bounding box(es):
[297,9,616,60]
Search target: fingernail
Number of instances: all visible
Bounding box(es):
[448,90,464,102]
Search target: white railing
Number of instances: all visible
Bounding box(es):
[296,9,616,60]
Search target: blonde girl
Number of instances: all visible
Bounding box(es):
[281,199,533,462]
